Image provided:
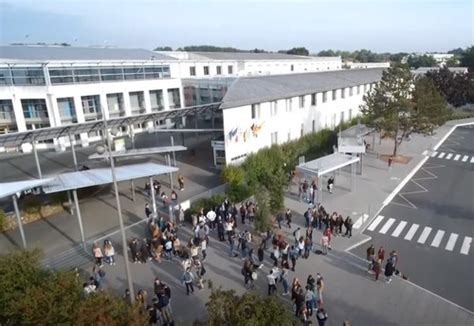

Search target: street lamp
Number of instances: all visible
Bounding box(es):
[99,106,135,303]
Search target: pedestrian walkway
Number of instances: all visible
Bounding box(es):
[423,150,474,163]
[366,215,472,256]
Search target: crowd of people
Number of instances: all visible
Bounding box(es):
[366,244,400,283]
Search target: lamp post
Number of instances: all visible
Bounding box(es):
[99,106,135,302]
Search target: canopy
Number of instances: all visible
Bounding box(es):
[0,178,53,198]
[296,153,360,177]
[88,145,187,160]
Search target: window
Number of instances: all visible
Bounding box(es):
[341,88,345,99]
[311,93,317,106]
[364,84,368,92]
[21,99,49,120]
[190,66,196,76]
[74,67,100,83]
[299,95,305,108]
[323,92,328,103]
[300,123,304,137]
[168,88,181,109]
[349,109,353,120]
[332,90,337,101]
[106,93,125,117]
[0,68,12,85]
[11,67,45,85]
[216,66,222,75]
[203,66,210,75]
[101,66,124,81]
[0,100,15,122]
[228,65,233,74]
[123,66,144,80]
[312,120,315,133]
[251,103,260,119]
[357,85,361,95]
[349,87,353,97]
[291,65,294,71]
[49,68,74,84]
[271,132,278,145]
[270,101,278,116]
[57,97,76,122]
[129,91,145,113]
[340,111,345,123]
[150,90,164,111]
[286,98,292,112]
[81,95,101,120]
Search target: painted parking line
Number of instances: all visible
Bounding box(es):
[446,153,453,160]
[460,237,472,255]
[430,230,445,248]
[417,227,432,244]
[438,152,446,158]
[404,224,419,241]
[352,214,368,229]
[445,233,459,251]
[430,151,438,157]
[367,215,384,231]
[471,157,474,163]
[391,221,407,238]
[453,154,461,161]
[462,155,469,162]
[422,150,428,155]
[379,218,396,234]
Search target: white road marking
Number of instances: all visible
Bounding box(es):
[460,237,472,255]
[391,221,407,237]
[471,156,474,163]
[404,224,419,241]
[379,218,396,234]
[438,152,446,158]
[430,230,445,248]
[445,233,459,251]
[430,151,438,157]
[445,153,453,159]
[453,154,461,161]
[367,215,384,231]
[462,155,469,162]
[352,214,368,229]
[422,150,428,155]
[417,227,432,244]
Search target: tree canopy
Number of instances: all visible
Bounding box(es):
[425,66,474,107]
[316,49,393,62]
[0,250,146,325]
[278,47,309,56]
[360,64,447,156]
[195,288,297,326]
[406,54,437,69]
[154,46,173,51]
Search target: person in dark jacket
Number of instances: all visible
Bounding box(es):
[384,260,395,284]
[316,308,328,326]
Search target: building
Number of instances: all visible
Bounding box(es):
[0,45,183,152]
[344,61,390,69]
[411,66,468,75]
[215,68,384,165]
[156,51,342,78]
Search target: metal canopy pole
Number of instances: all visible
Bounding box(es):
[12,195,27,248]
[167,154,174,191]
[170,136,176,167]
[130,180,136,202]
[129,124,135,149]
[317,173,323,205]
[68,133,78,170]
[351,162,356,192]
[31,138,42,179]
[72,189,86,250]
[149,177,157,214]
[67,191,74,215]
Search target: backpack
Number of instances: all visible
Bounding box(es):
[98,269,106,278]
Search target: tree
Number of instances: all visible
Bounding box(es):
[406,54,437,69]
[195,288,297,326]
[444,56,459,67]
[0,250,146,325]
[317,49,337,57]
[280,47,309,56]
[411,76,448,133]
[154,46,173,51]
[426,66,474,107]
[459,46,474,71]
[360,65,415,156]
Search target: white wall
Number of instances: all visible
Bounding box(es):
[222,83,372,165]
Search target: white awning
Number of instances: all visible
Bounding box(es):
[41,162,178,193]
[88,145,187,160]
[0,178,53,198]
[296,153,359,177]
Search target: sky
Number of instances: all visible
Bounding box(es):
[0,0,472,53]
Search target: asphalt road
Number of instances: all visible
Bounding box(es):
[351,125,474,312]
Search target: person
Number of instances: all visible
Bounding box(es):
[327,176,334,194]
[240,204,247,224]
[316,308,328,326]
[177,205,185,226]
[178,175,184,191]
[294,287,305,318]
[170,190,178,204]
[267,270,277,295]
[194,259,205,289]
[320,234,329,255]
[281,266,290,295]
[374,258,382,281]
[293,227,301,246]
[161,191,168,206]
[316,275,324,309]
[289,245,298,271]
[377,246,385,262]
[103,239,116,265]
[304,285,315,316]
[135,289,148,311]
[286,208,292,228]
[122,289,131,304]
[206,208,216,229]
[257,242,265,262]
[384,259,395,284]
[276,212,283,229]
[201,236,208,260]
[145,203,152,219]
[323,227,332,250]
[92,242,103,267]
[308,185,314,204]
[304,208,312,228]
[83,282,96,295]
[388,156,393,169]
[344,216,353,237]
[366,244,375,273]
[182,267,195,295]
[217,220,225,241]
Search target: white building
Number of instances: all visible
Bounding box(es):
[156,51,342,78]
[0,46,184,152]
[216,68,384,165]
[345,61,390,69]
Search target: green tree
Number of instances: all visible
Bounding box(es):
[154,46,173,51]
[445,56,459,67]
[195,288,297,326]
[0,250,146,325]
[459,46,474,71]
[360,64,415,156]
[426,66,474,107]
[407,54,437,69]
[280,47,309,56]
[317,49,337,57]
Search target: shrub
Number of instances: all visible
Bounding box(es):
[226,183,252,203]
[48,192,68,206]
[0,209,6,231]
[221,165,245,185]
[21,196,42,215]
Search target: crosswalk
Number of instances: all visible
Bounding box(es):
[365,215,472,256]
[422,150,474,164]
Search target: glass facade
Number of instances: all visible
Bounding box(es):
[21,99,49,120]
[129,91,145,113]
[0,99,15,122]
[81,95,102,121]
[57,97,77,123]
[107,93,125,117]
[48,64,170,85]
[168,88,181,109]
[150,90,164,111]
[0,67,45,85]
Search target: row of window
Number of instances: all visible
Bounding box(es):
[0,65,171,86]
[189,65,233,76]
[0,88,181,126]
[251,83,375,119]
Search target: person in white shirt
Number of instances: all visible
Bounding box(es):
[267,270,277,296]
[206,209,217,229]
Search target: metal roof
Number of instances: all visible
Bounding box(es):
[0,178,54,198]
[296,153,360,177]
[220,68,384,109]
[41,162,178,193]
[0,45,176,61]
[186,52,330,61]
[0,102,221,147]
[88,145,187,160]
